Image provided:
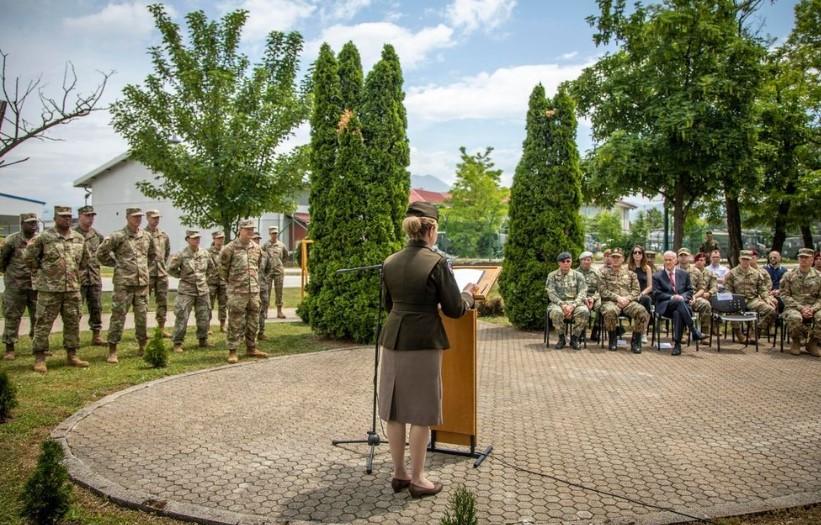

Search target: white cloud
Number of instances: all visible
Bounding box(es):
[558,51,579,60]
[446,0,516,34]
[410,146,520,187]
[406,62,589,122]
[62,1,166,37]
[319,0,372,23]
[221,0,316,42]
[310,22,455,70]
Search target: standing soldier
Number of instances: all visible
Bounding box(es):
[168,231,213,352]
[255,231,273,341]
[145,210,171,337]
[1,213,39,360]
[599,247,650,353]
[97,208,155,363]
[780,248,820,356]
[24,206,90,373]
[75,205,105,346]
[207,231,228,332]
[263,226,289,320]
[220,220,269,363]
[699,231,720,255]
[724,250,777,343]
[546,252,589,350]
[577,251,601,342]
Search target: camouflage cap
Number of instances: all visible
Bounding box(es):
[739,250,753,259]
[211,231,225,238]
[126,208,143,217]
[677,247,691,256]
[54,205,73,217]
[797,248,814,258]
[646,250,657,258]
[185,230,201,239]
[406,201,438,221]
[20,212,38,223]
[610,247,624,258]
[78,205,96,215]
[145,209,161,218]
[238,219,255,229]
[268,225,279,233]
[603,248,612,257]
[252,231,262,239]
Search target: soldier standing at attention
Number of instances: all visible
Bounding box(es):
[780,248,820,356]
[1,213,39,360]
[207,231,228,332]
[97,208,156,363]
[724,250,777,343]
[263,226,289,320]
[699,231,720,255]
[546,252,589,350]
[168,230,213,352]
[599,247,650,353]
[220,220,269,363]
[24,206,91,373]
[145,210,171,337]
[577,251,601,342]
[255,231,273,341]
[75,205,105,346]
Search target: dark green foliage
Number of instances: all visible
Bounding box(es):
[337,41,363,111]
[143,328,168,368]
[0,371,18,423]
[500,84,584,329]
[20,440,71,525]
[440,484,478,525]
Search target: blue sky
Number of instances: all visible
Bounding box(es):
[0,0,801,210]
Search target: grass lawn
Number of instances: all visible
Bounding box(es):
[0,323,345,525]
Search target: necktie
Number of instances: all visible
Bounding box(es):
[669,271,676,291]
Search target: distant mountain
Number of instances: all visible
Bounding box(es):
[411,174,451,192]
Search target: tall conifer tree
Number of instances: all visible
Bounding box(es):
[338,41,363,111]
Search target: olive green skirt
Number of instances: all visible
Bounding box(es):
[378,347,443,426]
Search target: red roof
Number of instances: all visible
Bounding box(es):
[409,188,450,204]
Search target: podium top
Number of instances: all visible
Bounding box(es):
[452,265,501,301]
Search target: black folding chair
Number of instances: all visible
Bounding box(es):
[710,294,758,352]
[544,305,587,349]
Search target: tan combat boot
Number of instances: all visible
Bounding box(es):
[3,343,14,361]
[158,320,171,338]
[173,343,184,353]
[227,349,239,363]
[137,339,147,356]
[277,306,286,319]
[245,346,269,359]
[197,338,212,349]
[107,343,119,364]
[91,329,105,346]
[33,352,47,374]
[808,338,820,357]
[257,332,268,341]
[66,349,90,368]
[789,337,802,356]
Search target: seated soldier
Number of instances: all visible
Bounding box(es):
[546,252,589,350]
[599,248,650,353]
[691,253,716,334]
[724,250,777,343]
[780,248,821,356]
[578,251,601,341]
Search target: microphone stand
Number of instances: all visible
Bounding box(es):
[330,263,385,474]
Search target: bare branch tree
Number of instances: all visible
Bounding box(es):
[0,48,114,169]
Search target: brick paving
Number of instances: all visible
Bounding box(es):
[54,323,821,524]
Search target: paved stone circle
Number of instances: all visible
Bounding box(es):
[54,323,821,524]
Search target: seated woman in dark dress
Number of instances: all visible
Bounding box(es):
[628,245,653,313]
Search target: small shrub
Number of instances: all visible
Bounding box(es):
[143,328,168,368]
[20,440,72,525]
[477,296,505,317]
[440,484,478,525]
[0,370,18,423]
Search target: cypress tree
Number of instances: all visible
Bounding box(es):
[0,371,18,423]
[143,328,168,368]
[20,440,72,525]
[337,41,363,111]
[500,83,584,329]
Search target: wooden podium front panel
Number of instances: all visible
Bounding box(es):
[432,309,477,445]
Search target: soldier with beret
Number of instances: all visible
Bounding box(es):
[780,248,821,356]
[24,206,91,373]
[168,230,213,352]
[97,208,156,362]
[220,219,268,363]
[1,213,39,360]
[379,201,477,498]
[207,231,228,332]
[577,251,601,342]
[262,226,289,320]
[599,247,649,352]
[75,205,106,346]
[724,250,777,343]
[145,209,171,337]
[546,252,589,350]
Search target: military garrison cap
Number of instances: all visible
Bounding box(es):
[185,230,200,239]
[739,250,753,259]
[78,205,96,215]
[145,209,161,218]
[406,201,438,221]
[54,206,72,217]
[610,247,624,258]
[126,208,143,217]
[212,231,225,238]
[556,251,571,262]
[238,219,255,229]
[797,248,814,258]
[20,213,38,223]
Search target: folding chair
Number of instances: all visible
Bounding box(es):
[710,294,758,352]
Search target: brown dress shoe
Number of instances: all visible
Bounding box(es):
[409,481,443,499]
[391,478,411,493]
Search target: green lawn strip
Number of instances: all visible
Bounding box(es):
[0,323,344,525]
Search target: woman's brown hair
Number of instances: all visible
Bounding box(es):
[628,245,651,275]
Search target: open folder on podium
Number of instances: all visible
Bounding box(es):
[429,265,501,468]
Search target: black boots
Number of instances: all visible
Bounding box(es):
[672,342,682,356]
[570,335,581,350]
[630,333,642,354]
[554,334,566,350]
[608,331,618,351]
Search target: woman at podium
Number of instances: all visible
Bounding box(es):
[378,201,477,498]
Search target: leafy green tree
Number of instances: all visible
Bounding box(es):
[440,147,508,258]
[626,209,663,250]
[20,440,71,525]
[338,41,363,111]
[110,4,309,238]
[591,210,624,249]
[500,84,585,329]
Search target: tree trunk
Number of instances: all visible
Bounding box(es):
[770,198,791,253]
[223,222,232,242]
[800,223,814,249]
[725,193,743,267]
[672,182,686,250]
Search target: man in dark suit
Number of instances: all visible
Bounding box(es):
[653,251,707,355]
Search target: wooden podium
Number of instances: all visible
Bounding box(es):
[429,266,500,467]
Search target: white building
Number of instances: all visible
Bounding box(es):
[0,192,46,237]
[580,200,637,233]
[73,153,308,252]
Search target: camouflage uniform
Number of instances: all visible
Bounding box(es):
[699,239,720,255]
[684,265,712,332]
[692,266,718,333]
[1,220,38,347]
[724,261,776,332]
[220,230,262,351]
[579,266,601,318]
[262,235,289,308]
[167,238,212,346]
[146,222,171,327]
[75,218,104,332]
[207,237,227,327]
[257,243,272,337]
[546,268,589,337]
[780,250,821,353]
[599,266,650,333]
[24,219,89,357]
[97,218,156,345]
